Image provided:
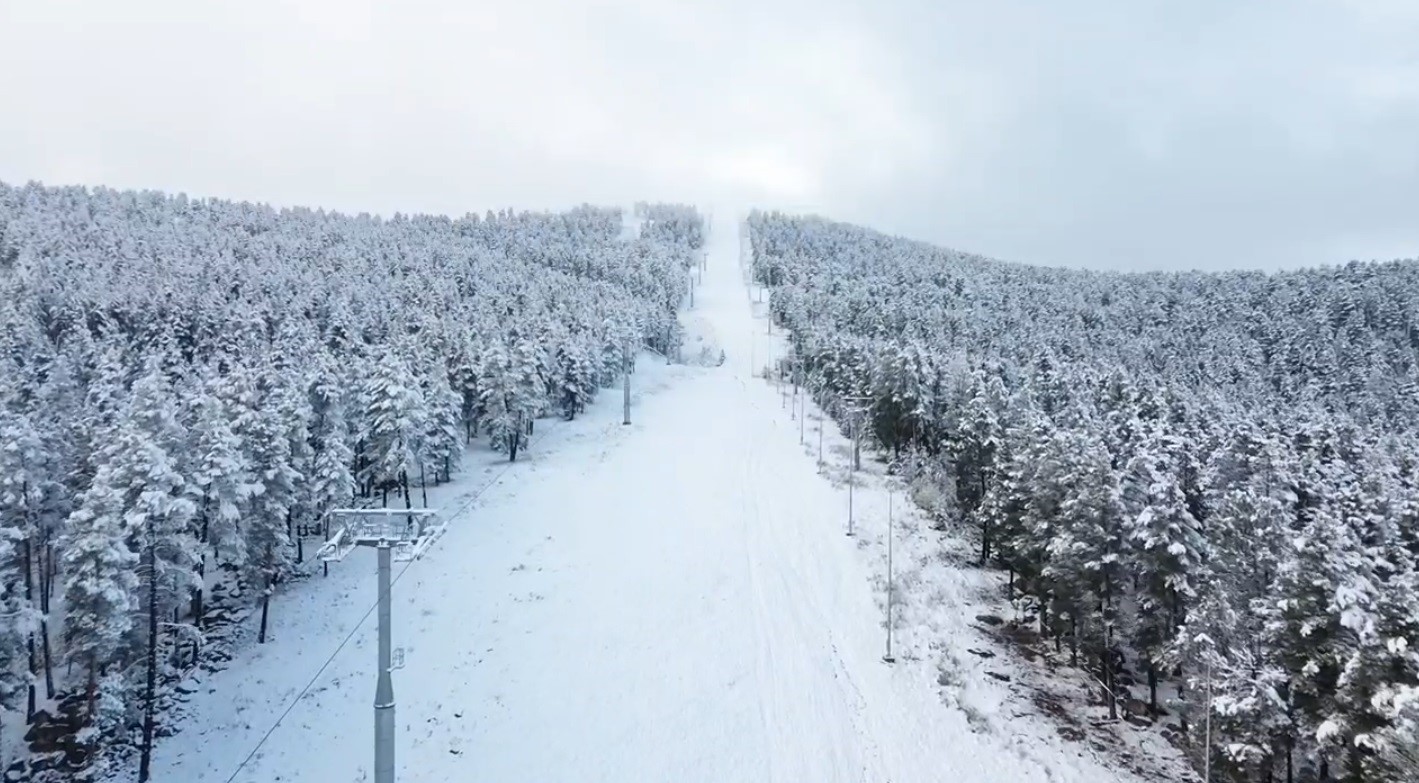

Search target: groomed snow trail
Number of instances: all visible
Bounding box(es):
[149,212,1150,783]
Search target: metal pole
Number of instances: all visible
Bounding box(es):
[817,410,824,469]
[375,542,395,783]
[622,346,631,425]
[883,492,895,663]
[847,438,855,537]
[787,362,793,417]
[853,410,862,471]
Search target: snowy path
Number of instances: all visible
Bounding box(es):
[149,212,1152,783]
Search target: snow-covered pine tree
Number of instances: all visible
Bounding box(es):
[60,472,134,725]
[955,368,1006,562]
[450,336,486,442]
[0,407,43,751]
[116,359,199,782]
[308,368,355,537]
[238,371,302,645]
[0,407,49,723]
[31,352,82,701]
[1329,446,1419,781]
[61,355,197,758]
[361,351,425,504]
[419,362,463,485]
[1265,454,1374,780]
[480,340,540,462]
[186,380,260,627]
[275,377,316,562]
[1123,423,1206,715]
[1042,424,1126,715]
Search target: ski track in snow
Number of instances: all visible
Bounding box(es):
[144,211,1158,783]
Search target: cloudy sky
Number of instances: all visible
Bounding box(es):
[2,0,1416,271]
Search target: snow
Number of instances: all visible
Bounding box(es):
[144,211,1166,783]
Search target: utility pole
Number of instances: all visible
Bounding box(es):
[799,392,806,445]
[883,491,896,664]
[854,412,863,471]
[318,508,443,783]
[375,542,394,783]
[816,386,826,470]
[623,343,632,425]
[817,409,824,469]
[793,358,801,414]
[842,395,872,537]
[785,358,793,416]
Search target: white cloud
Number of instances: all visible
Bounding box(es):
[0,0,1414,271]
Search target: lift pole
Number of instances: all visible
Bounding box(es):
[375,542,395,782]
[883,491,896,664]
[318,508,442,783]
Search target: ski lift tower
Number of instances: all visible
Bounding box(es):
[841,394,874,536]
[316,507,444,783]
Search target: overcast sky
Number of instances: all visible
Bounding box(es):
[2,0,1416,271]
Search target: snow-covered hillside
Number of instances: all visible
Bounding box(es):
[141,212,1175,783]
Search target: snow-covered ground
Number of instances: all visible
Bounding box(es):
[146,211,1175,782]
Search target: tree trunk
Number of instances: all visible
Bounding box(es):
[1178,675,1188,735]
[40,536,56,691]
[1286,732,1294,783]
[192,506,210,624]
[191,550,206,627]
[419,462,428,506]
[84,657,98,721]
[257,582,271,644]
[22,535,36,720]
[1148,663,1158,715]
[510,429,521,463]
[138,543,159,782]
[42,539,55,607]
[403,472,414,534]
[1102,644,1117,720]
[980,515,991,566]
[40,619,54,700]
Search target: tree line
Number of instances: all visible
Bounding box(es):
[0,181,703,779]
[747,210,1419,783]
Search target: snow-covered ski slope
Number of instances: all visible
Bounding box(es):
[148,211,1155,783]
